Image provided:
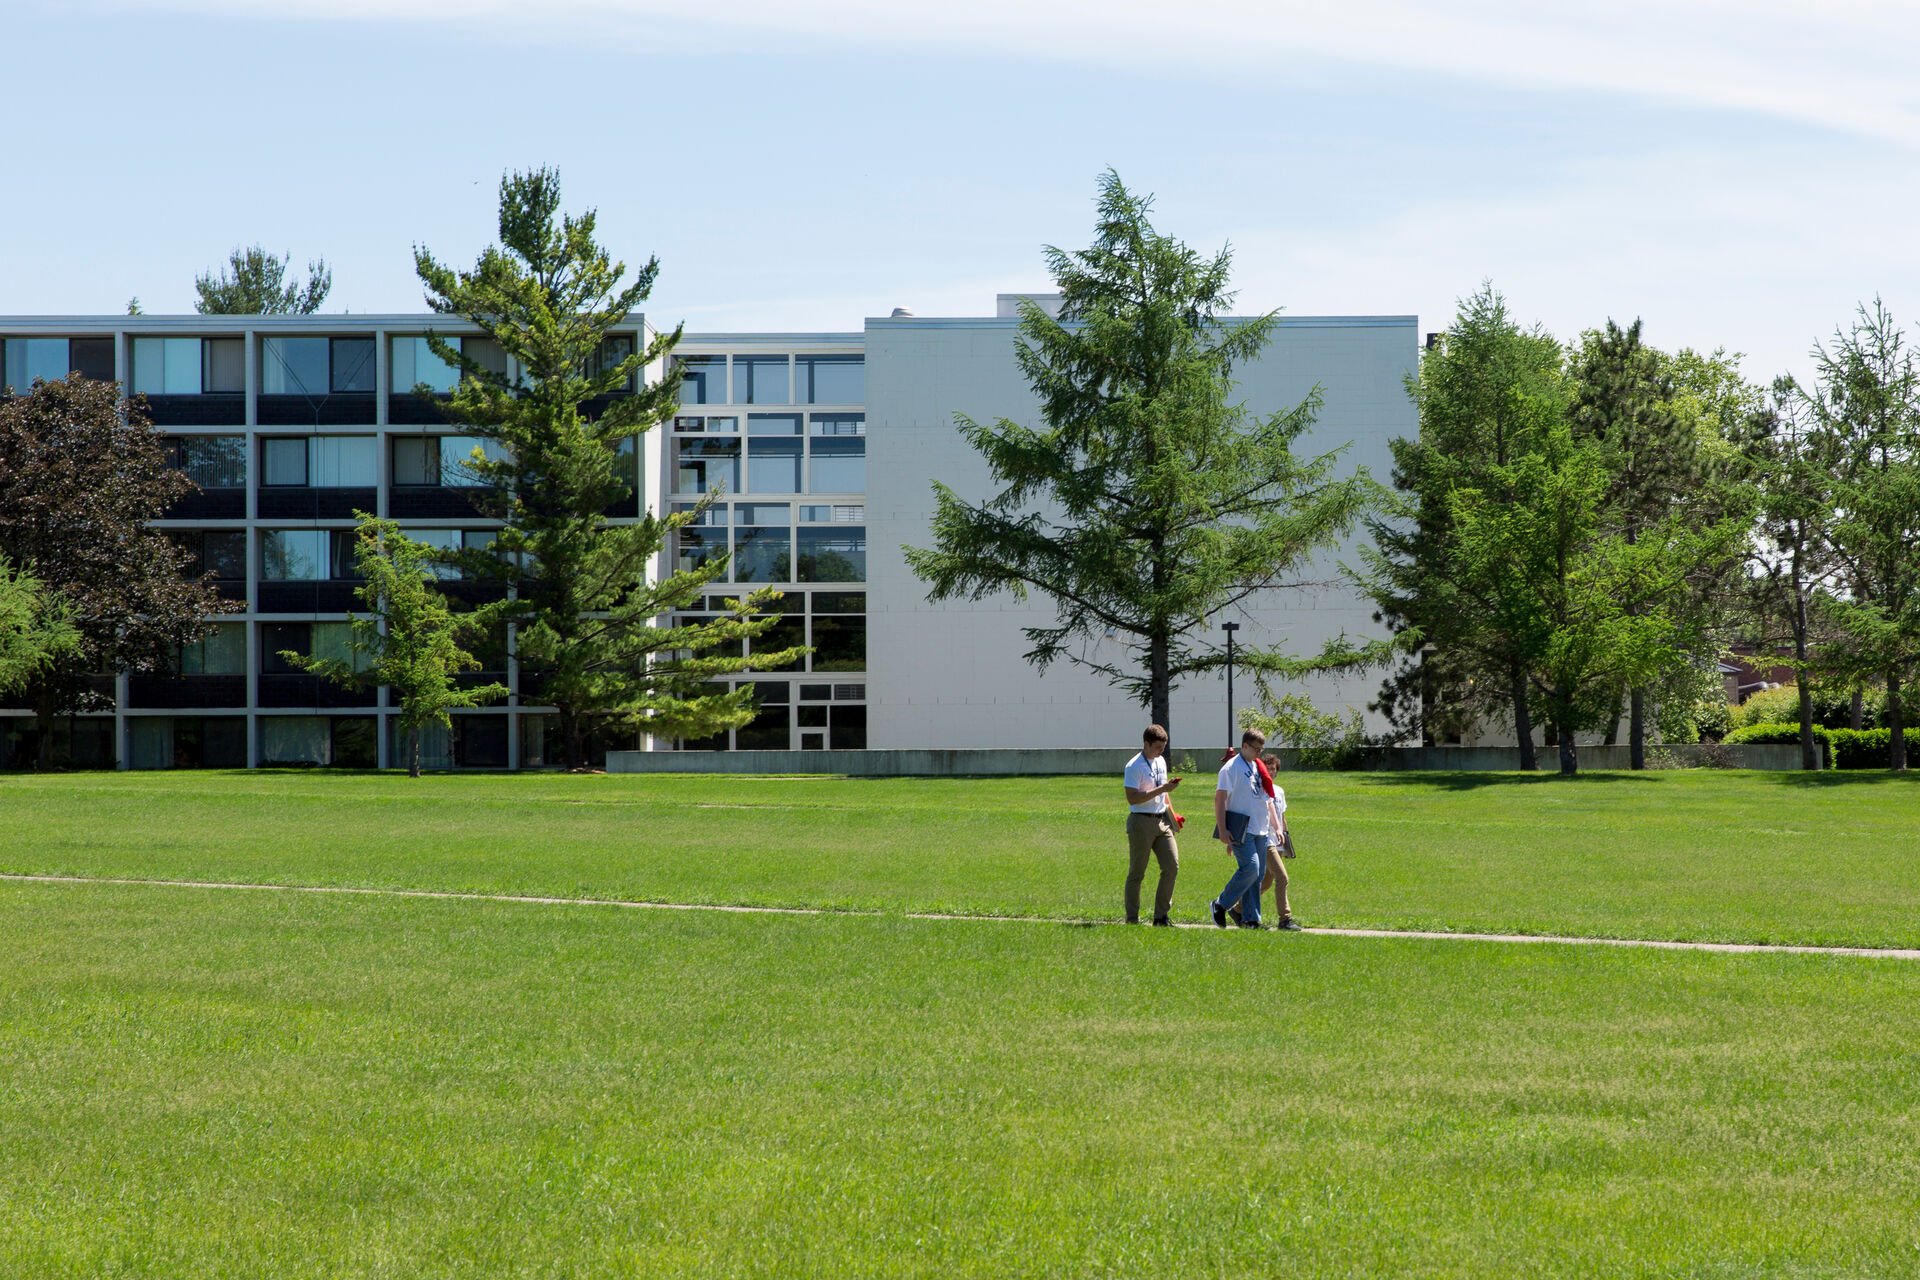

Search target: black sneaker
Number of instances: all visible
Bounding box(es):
[1125,917,1141,925]
[1151,917,1172,928]
[1210,901,1227,928]
[1275,917,1303,932]
[1237,918,1262,930]
[1227,904,1244,926]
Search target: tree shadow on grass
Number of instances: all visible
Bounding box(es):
[1349,770,1656,792]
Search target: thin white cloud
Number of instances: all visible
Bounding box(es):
[101,0,1920,146]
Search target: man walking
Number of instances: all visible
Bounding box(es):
[1122,724,1182,926]
[1211,727,1272,929]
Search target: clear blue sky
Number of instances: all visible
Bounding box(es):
[3,0,1916,384]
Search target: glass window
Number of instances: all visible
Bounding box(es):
[173,529,246,580]
[733,505,792,584]
[403,527,462,580]
[4,338,68,388]
[831,704,867,749]
[133,338,203,395]
[809,438,865,492]
[732,356,789,405]
[260,530,330,581]
[809,413,865,436]
[748,413,802,436]
[262,438,308,486]
[464,337,508,380]
[330,338,376,392]
[261,337,328,395]
[205,338,245,393]
[750,606,805,660]
[810,615,865,672]
[130,718,175,771]
[259,716,329,766]
[796,527,866,582]
[676,357,727,405]
[747,437,802,493]
[70,339,113,382]
[180,623,247,675]
[439,435,505,486]
[797,356,864,405]
[260,624,311,672]
[392,437,435,486]
[167,436,245,488]
[330,530,362,580]
[674,528,726,576]
[811,591,865,614]
[584,335,636,386]
[673,438,739,495]
[391,337,459,395]
[310,437,376,487]
[735,702,789,750]
[311,621,359,668]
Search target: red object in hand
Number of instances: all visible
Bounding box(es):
[1169,810,1186,831]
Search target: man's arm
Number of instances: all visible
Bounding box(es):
[1124,777,1181,806]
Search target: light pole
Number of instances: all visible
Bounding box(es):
[1222,621,1240,753]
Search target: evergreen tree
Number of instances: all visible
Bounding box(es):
[904,171,1375,736]
[194,246,332,314]
[1362,284,1564,766]
[1801,299,1920,771]
[414,167,804,768]
[282,517,507,778]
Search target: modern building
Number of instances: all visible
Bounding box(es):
[0,300,1416,769]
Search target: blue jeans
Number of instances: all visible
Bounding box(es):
[1216,832,1265,925]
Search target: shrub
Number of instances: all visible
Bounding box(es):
[1689,697,1733,743]
[1824,727,1920,770]
[1722,721,1837,767]
[1243,693,1368,770]
[1730,682,1886,731]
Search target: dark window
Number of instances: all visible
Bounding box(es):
[70,338,114,382]
[164,435,246,488]
[796,527,865,582]
[331,718,377,769]
[261,623,310,673]
[583,335,635,387]
[810,615,865,672]
[831,704,867,750]
[330,338,376,392]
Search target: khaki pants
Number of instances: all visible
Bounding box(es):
[1261,847,1291,920]
[1125,811,1179,922]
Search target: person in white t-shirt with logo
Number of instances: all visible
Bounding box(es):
[1210,726,1278,929]
[1121,724,1183,926]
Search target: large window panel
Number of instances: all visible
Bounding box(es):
[262,438,309,486]
[796,527,866,582]
[205,338,245,393]
[4,338,69,388]
[310,436,377,487]
[330,338,376,392]
[809,614,866,672]
[746,437,802,493]
[391,336,460,394]
[797,356,864,405]
[260,624,311,672]
[133,337,203,395]
[167,436,245,488]
[260,530,330,581]
[261,338,328,395]
[676,356,728,405]
[70,339,113,382]
[465,337,508,380]
[673,438,739,495]
[674,528,726,576]
[181,623,247,675]
[392,437,436,486]
[733,505,792,583]
[809,437,865,493]
[259,716,328,766]
[584,335,635,386]
[732,356,790,405]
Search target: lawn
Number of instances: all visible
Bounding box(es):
[2,768,1918,947]
[4,770,1919,1276]
[3,880,1917,1278]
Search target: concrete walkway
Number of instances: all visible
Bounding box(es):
[6,871,1919,962]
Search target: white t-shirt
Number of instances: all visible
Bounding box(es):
[1123,752,1168,814]
[1215,755,1272,838]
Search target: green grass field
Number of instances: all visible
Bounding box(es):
[3,770,1918,1277]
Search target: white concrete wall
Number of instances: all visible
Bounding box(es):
[863,314,1418,752]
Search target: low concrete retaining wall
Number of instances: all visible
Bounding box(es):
[606,743,1813,776]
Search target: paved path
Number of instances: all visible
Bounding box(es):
[7,871,1919,961]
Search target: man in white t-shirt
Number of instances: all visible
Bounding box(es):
[1210,727,1273,928]
[1121,724,1183,925]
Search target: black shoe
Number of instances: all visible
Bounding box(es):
[1151,917,1172,927]
[1238,918,1263,930]
[1275,917,1303,932]
[1227,904,1244,926]
[1125,917,1141,925]
[1210,901,1228,928]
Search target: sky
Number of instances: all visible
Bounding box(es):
[3,0,1917,384]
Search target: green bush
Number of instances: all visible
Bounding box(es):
[1730,683,1886,731]
[1722,721,1837,766]
[1690,697,1733,743]
[1243,693,1368,770]
[1824,727,1920,770]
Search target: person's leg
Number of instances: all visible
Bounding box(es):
[1269,853,1291,921]
[1215,834,1262,921]
[1151,821,1179,922]
[1235,836,1265,925]
[1124,815,1153,923]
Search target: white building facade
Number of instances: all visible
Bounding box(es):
[0,300,1415,768]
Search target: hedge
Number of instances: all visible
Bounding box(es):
[1723,721,1920,769]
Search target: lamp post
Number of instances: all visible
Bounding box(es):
[1222,621,1241,753]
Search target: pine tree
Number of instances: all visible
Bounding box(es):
[904,171,1374,736]
[414,167,804,768]
[194,247,332,314]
